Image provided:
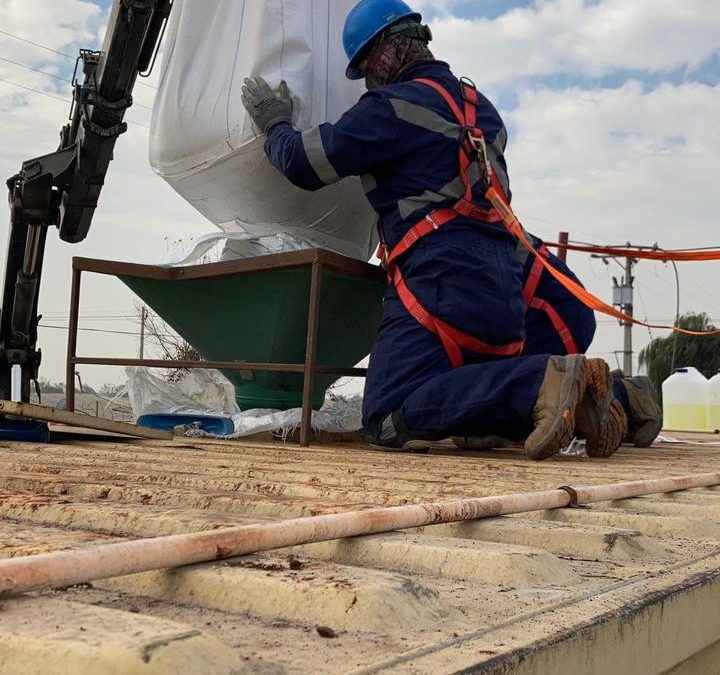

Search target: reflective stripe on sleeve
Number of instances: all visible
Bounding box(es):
[493,126,508,153]
[488,126,510,198]
[397,163,482,220]
[361,173,377,194]
[489,156,510,199]
[301,127,341,185]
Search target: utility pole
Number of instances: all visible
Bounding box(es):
[139,306,147,359]
[616,255,635,375]
[593,243,637,376]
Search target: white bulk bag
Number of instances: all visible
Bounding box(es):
[149,0,378,261]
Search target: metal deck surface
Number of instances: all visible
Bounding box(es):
[2,431,720,674]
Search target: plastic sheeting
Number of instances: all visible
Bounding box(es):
[150,0,378,262]
[126,367,363,438]
[126,367,240,417]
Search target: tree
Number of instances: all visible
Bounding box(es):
[136,303,201,382]
[639,312,720,402]
[38,378,64,394]
[99,382,126,398]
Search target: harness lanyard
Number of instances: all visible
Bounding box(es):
[412,77,720,341]
[416,77,580,355]
[485,188,720,337]
[380,78,576,368]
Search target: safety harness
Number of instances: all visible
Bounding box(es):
[378,76,578,368]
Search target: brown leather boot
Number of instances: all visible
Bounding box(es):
[575,358,628,457]
[452,436,510,451]
[612,372,663,446]
[525,355,586,460]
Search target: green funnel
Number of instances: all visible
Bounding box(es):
[117,250,385,410]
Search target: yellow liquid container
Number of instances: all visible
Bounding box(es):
[707,372,720,432]
[662,367,708,431]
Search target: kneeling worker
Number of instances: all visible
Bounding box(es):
[242,0,661,458]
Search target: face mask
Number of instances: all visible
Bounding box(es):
[362,34,433,90]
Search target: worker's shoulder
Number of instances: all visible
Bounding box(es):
[357,78,456,114]
[375,65,472,112]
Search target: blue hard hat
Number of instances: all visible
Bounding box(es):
[343,0,422,80]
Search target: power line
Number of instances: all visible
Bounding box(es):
[40,324,144,337]
[0,56,153,110]
[0,55,68,82]
[38,323,177,339]
[0,28,157,90]
[0,28,74,59]
[0,76,67,102]
[41,307,139,314]
[42,316,138,320]
[39,323,178,339]
[0,77,150,129]
[571,239,720,252]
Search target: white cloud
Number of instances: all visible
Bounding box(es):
[1,0,101,51]
[429,0,720,85]
[1,0,719,386]
[508,80,720,244]
[0,0,207,385]
[504,79,720,362]
[413,0,720,367]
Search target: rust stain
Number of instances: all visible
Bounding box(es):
[215,545,233,560]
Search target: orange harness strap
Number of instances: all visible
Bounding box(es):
[413,77,720,340]
[485,188,720,337]
[382,208,526,369]
[550,242,720,263]
[523,245,579,354]
[379,77,588,368]
[380,78,531,368]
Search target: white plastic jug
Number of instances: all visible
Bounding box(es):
[707,371,720,432]
[662,367,709,431]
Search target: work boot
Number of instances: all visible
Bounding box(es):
[369,438,432,453]
[366,412,432,453]
[612,372,663,446]
[452,436,510,451]
[575,359,628,457]
[525,355,586,461]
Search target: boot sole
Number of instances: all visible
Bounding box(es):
[525,355,585,461]
[629,418,663,447]
[369,440,432,453]
[576,359,628,457]
[452,436,510,450]
[621,378,663,446]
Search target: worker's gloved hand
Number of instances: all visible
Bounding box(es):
[241,76,293,134]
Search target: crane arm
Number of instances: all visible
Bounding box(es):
[1,0,172,403]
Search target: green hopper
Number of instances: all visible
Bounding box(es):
[113,250,386,411]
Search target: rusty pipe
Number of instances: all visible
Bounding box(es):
[1,472,718,597]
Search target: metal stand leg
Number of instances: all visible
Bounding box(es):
[300,260,323,447]
[65,266,81,413]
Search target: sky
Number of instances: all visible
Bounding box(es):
[0,0,719,390]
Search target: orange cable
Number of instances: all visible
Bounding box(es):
[546,241,720,262]
[487,188,720,337]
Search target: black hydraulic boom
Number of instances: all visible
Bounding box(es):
[1,0,172,402]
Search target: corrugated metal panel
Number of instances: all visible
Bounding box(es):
[2,432,720,673]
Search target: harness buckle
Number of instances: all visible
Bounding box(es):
[376,242,389,269]
[426,212,441,229]
[464,128,493,185]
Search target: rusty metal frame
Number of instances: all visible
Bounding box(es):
[66,249,385,446]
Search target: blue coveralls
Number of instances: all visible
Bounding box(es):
[265,60,597,443]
